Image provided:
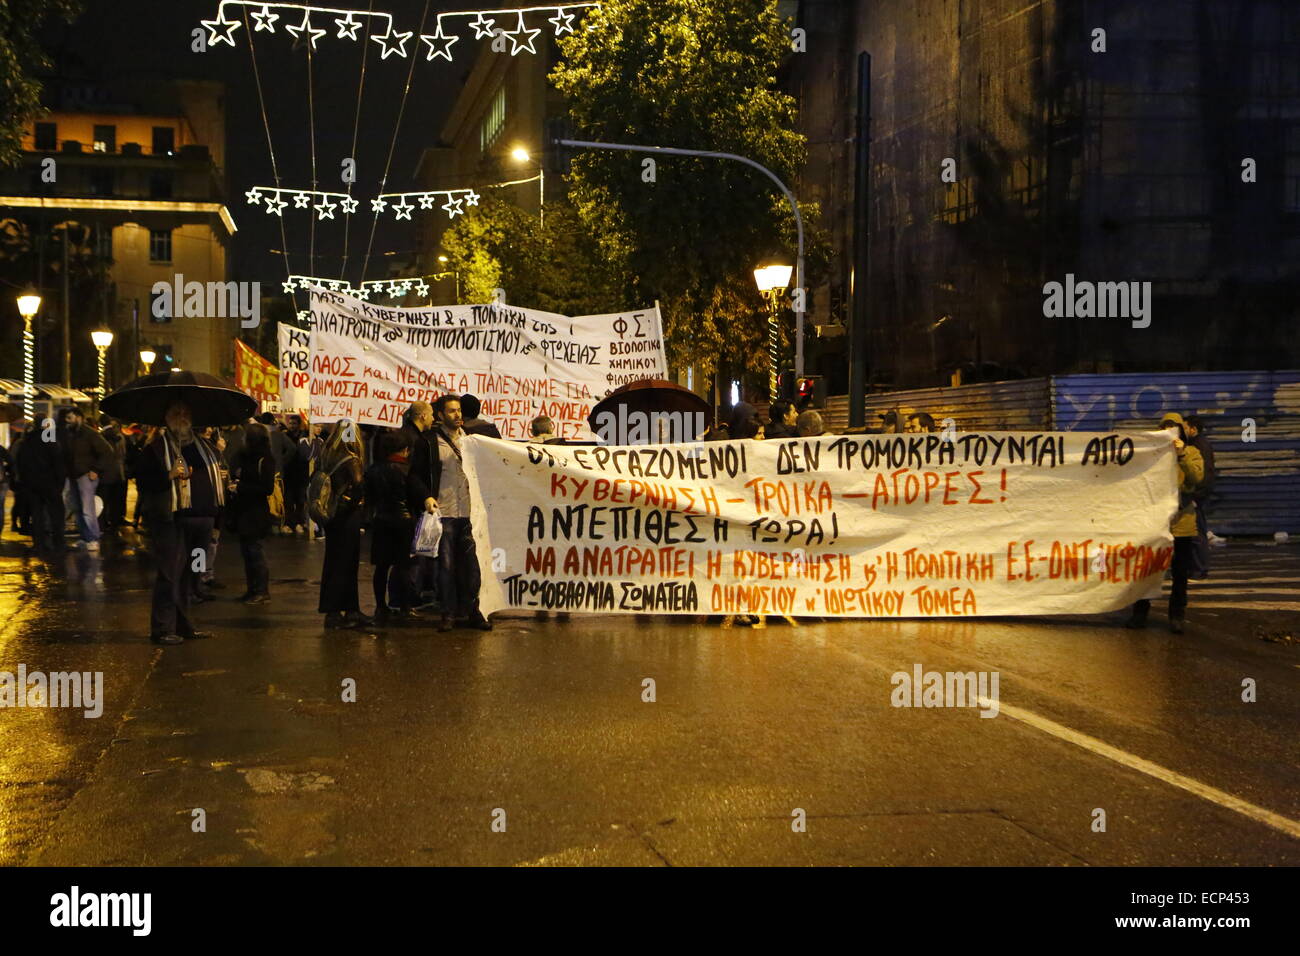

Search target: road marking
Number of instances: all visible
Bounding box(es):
[980,697,1300,840]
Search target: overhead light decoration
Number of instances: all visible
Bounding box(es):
[380,188,480,220]
[360,277,437,299]
[246,186,357,219]
[284,274,369,298]
[199,2,600,61]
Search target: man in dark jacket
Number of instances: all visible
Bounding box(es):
[16,417,68,553]
[57,408,114,552]
[766,400,798,439]
[402,401,438,606]
[97,416,128,532]
[460,393,502,439]
[135,400,221,645]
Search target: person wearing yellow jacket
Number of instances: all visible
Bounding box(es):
[1127,412,1205,633]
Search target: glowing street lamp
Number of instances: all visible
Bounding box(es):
[15,288,42,422]
[510,145,545,227]
[754,258,794,400]
[139,347,156,375]
[91,328,114,410]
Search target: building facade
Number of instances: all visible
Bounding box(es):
[786,0,1300,389]
[0,77,235,390]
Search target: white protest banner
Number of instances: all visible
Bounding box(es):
[463,430,1182,618]
[307,287,666,438]
[277,323,312,419]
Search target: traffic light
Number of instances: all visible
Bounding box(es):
[798,375,826,409]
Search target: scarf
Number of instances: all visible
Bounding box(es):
[160,430,225,513]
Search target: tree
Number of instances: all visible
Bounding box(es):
[438,196,631,317]
[550,0,826,385]
[0,0,81,168]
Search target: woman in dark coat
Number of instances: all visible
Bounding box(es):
[365,429,420,621]
[317,420,370,629]
[230,422,277,604]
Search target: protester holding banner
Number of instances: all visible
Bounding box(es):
[1127,413,1205,633]
[316,421,371,629]
[429,395,491,632]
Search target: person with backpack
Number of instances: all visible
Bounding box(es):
[314,420,371,629]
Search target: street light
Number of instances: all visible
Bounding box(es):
[510,145,545,227]
[15,288,41,422]
[754,258,793,400]
[139,347,156,375]
[91,327,114,411]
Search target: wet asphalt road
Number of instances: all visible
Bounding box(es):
[0,528,1297,866]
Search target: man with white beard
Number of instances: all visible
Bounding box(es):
[135,401,224,645]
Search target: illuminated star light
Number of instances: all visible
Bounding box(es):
[297,310,311,322]
[502,11,542,56]
[417,193,436,209]
[370,197,387,212]
[356,287,371,300]
[420,22,459,61]
[370,28,413,59]
[340,196,359,214]
[314,197,338,220]
[265,194,288,215]
[251,4,279,32]
[392,196,415,220]
[466,12,496,39]
[285,11,326,47]
[335,13,362,40]
[201,12,242,46]
[298,277,313,289]
[282,280,297,294]
[442,195,465,218]
[414,281,430,297]
[245,186,264,204]
[293,192,312,209]
[549,9,576,35]
[464,189,480,206]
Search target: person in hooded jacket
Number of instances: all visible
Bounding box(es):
[228,422,277,606]
[1126,412,1205,633]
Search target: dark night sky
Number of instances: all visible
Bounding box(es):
[44,0,471,289]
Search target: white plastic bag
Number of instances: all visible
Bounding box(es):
[411,509,443,556]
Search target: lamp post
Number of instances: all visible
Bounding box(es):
[91,327,114,412]
[558,138,807,378]
[754,259,793,400]
[436,256,460,302]
[16,288,42,423]
[510,146,545,228]
[139,347,156,376]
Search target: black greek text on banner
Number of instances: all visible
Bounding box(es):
[306,287,665,440]
[462,431,1181,618]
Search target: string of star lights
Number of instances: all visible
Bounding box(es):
[361,276,432,298]
[200,3,600,62]
[283,274,369,297]
[246,186,361,219]
[374,187,481,220]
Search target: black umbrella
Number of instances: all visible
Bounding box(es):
[589,379,710,426]
[101,370,258,427]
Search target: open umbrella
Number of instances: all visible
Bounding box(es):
[101,370,257,427]
[0,402,23,424]
[588,379,711,442]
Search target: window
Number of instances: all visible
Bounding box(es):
[92,124,116,153]
[149,171,173,199]
[88,167,114,196]
[34,122,56,150]
[152,126,175,155]
[95,225,113,260]
[149,228,172,263]
[479,87,506,153]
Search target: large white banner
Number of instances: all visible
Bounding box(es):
[307,287,666,439]
[276,323,312,419]
[464,430,1182,618]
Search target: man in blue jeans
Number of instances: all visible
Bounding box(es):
[57,408,113,552]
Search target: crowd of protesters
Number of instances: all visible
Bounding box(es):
[0,396,1214,643]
